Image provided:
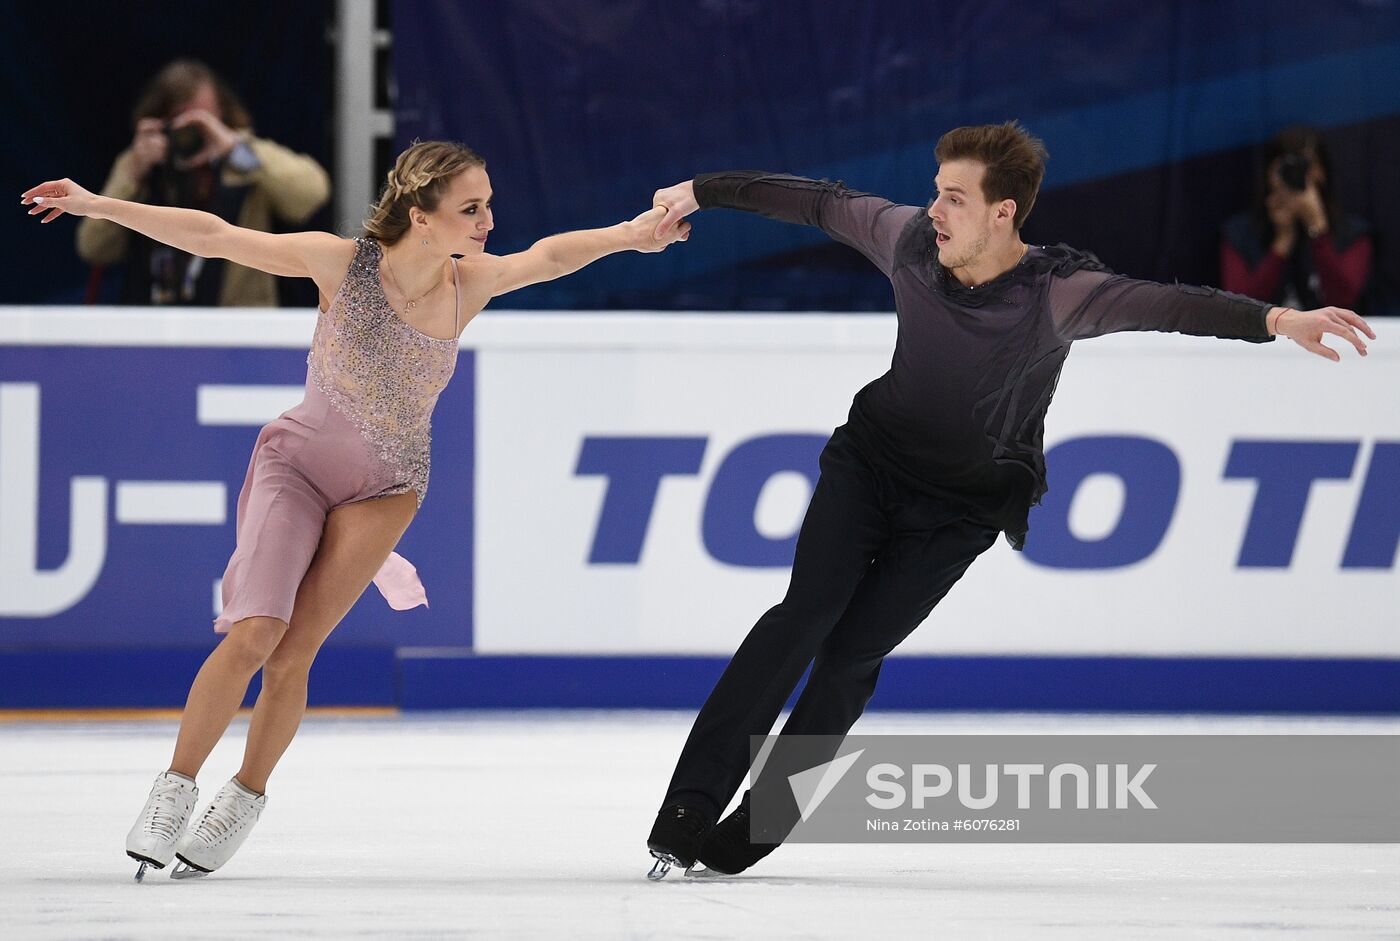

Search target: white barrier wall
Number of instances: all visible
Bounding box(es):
[3,308,1396,666]
[471,314,1399,658]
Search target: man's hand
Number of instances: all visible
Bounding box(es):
[1270,305,1375,361]
[1265,192,1297,256]
[128,118,169,183]
[1295,183,1329,238]
[652,180,699,240]
[626,206,690,252]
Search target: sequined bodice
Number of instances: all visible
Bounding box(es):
[306,238,459,505]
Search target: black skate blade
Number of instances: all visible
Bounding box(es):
[126,850,166,868]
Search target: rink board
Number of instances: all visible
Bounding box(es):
[1,308,1397,710]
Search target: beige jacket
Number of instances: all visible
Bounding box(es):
[76,134,331,306]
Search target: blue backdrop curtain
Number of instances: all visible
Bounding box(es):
[393,0,1400,314]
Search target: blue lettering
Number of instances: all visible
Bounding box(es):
[1025,436,1179,569]
[1341,442,1400,569]
[578,433,1395,573]
[1225,441,1358,568]
[575,436,707,563]
[702,434,826,567]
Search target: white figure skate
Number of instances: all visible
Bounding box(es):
[126,771,199,882]
[171,777,266,879]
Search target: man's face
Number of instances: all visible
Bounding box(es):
[175,83,223,122]
[926,159,996,270]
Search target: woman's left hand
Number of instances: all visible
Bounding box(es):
[627,206,690,253]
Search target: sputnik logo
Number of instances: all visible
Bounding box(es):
[786,749,867,823]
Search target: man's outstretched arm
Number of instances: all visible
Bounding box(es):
[1049,268,1374,361]
[652,173,918,278]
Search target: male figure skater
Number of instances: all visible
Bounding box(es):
[642,122,1374,878]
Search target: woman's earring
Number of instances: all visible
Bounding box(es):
[422,238,430,247]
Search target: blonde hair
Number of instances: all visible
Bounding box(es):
[362,141,486,243]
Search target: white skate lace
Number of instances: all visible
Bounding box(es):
[192,790,257,846]
[142,780,190,841]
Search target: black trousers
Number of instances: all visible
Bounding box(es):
[662,428,1002,821]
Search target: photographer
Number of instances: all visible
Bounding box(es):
[1221,125,1372,311]
[76,59,330,306]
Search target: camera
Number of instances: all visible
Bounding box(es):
[1277,152,1311,192]
[163,122,205,163]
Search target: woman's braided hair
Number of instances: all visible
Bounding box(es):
[362,140,485,244]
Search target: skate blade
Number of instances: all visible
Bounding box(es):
[683,862,732,879]
[646,850,685,881]
[170,860,211,880]
[127,852,167,883]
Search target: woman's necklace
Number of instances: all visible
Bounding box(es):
[383,253,445,313]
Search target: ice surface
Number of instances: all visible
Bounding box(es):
[2,710,1397,939]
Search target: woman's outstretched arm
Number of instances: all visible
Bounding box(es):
[467,206,690,299]
[22,177,346,282]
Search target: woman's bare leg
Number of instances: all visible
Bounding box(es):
[236,491,417,793]
[168,616,287,780]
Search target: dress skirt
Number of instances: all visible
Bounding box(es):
[213,380,428,633]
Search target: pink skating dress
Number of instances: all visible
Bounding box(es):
[214,238,460,632]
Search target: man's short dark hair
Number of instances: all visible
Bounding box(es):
[935,122,1048,230]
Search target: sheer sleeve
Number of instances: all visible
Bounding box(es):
[694,172,919,277]
[1048,268,1273,343]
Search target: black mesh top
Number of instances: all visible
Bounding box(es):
[694,171,1274,549]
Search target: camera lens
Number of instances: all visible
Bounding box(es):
[164,124,205,161]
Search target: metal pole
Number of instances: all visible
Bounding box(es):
[333,0,393,236]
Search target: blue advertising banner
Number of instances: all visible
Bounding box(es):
[0,345,473,652]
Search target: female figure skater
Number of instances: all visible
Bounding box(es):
[21,140,690,879]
